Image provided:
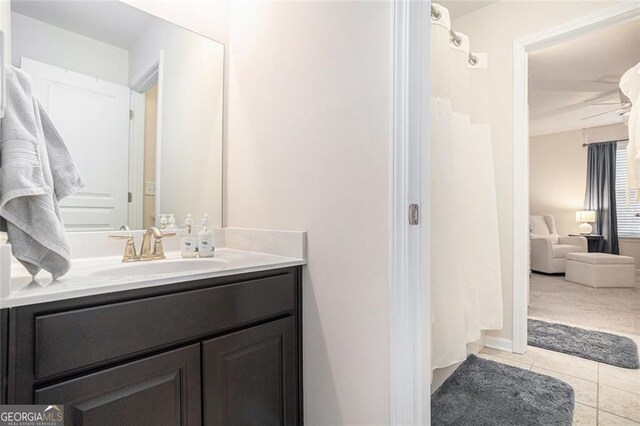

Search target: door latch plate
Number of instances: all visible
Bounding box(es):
[409,204,419,225]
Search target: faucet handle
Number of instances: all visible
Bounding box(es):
[152,232,176,259]
[109,234,140,262]
[109,234,132,239]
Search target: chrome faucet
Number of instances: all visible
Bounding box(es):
[110,227,176,262]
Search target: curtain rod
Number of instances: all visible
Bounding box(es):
[582,138,629,147]
[430,5,478,66]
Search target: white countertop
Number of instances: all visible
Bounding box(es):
[1,248,305,308]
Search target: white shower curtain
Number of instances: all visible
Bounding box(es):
[430,4,503,371]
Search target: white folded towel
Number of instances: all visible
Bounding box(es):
[0,66,84,279]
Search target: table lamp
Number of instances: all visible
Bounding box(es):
[576,210,596,235]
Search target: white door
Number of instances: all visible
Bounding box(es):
[22,57,130,231]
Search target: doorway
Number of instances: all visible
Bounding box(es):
[129,58,162,231]
[142,84,158,229]
[513,2,640,353]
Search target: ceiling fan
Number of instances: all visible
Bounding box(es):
[581,90,632,121]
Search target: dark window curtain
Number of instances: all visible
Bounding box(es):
[584,142,619,254]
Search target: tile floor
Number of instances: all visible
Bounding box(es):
[479,273,640,425]
[479,336,640,425]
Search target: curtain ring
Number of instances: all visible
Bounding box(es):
[451,31,462,47]
[431,5,441,21]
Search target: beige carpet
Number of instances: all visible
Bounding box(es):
[529,273,640,336]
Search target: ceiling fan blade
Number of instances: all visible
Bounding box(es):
[529,79,617,92]
[592,102,625,105]
[581,109,621,120]
[581,89,623,104]
[619,90,631,104]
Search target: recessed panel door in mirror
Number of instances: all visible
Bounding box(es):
[23,58,130,231]
[10,0,224,231]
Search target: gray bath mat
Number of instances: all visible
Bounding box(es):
[528,319,639,369]
[432,354,574,425]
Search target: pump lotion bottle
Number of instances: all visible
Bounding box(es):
[198,214,215,257]
[181,214,197,258]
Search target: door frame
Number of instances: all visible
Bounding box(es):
[512,2,640,354]
[130,54,164,228]
[390,0,430,424]
[130,59,160,230]
[154,53,165,228]
[128,91,145,231]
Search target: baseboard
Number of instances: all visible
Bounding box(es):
[484,335,514,353]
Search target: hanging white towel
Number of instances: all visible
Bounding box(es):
[0,65,84,279]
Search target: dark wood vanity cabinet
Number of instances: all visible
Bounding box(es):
[0,267,303,426]
[35,344,202,426]
[203,317,297,426]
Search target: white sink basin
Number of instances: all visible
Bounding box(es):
[90,258,227,278]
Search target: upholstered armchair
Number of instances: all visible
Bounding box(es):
[530,215,588,273]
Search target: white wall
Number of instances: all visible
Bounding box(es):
[583,122,629,144]
[530,123,629,235]
[11,12,129,85]
[129,19,224,227]
[530,129,587,235]
[226,2,392,424]
[0,2,11,107]
[121,1,393,423]
[122,0,229,46]
[451,1,628,344]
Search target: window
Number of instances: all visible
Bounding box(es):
[615,142,640,237]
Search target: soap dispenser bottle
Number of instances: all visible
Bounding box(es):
[167,214,177,230]
[198,214,215,257]
[181,214,197,258]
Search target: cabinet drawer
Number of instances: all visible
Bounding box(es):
[35,344,201,426]
[35,274,295,380]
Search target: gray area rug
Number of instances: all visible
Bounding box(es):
[432,354,574,425]
[528,319,639,369]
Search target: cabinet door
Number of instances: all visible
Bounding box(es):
[203,317,298,426]
[35,344,201,426]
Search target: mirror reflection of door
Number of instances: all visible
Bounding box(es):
[23,58,130,231]
[10,1,225,231]
[143,85,158,229]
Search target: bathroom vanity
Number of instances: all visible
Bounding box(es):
[0,1,308,424]
[0,246,305,425]
[1,267,302,425]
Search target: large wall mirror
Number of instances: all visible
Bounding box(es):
[10,0,224,231]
